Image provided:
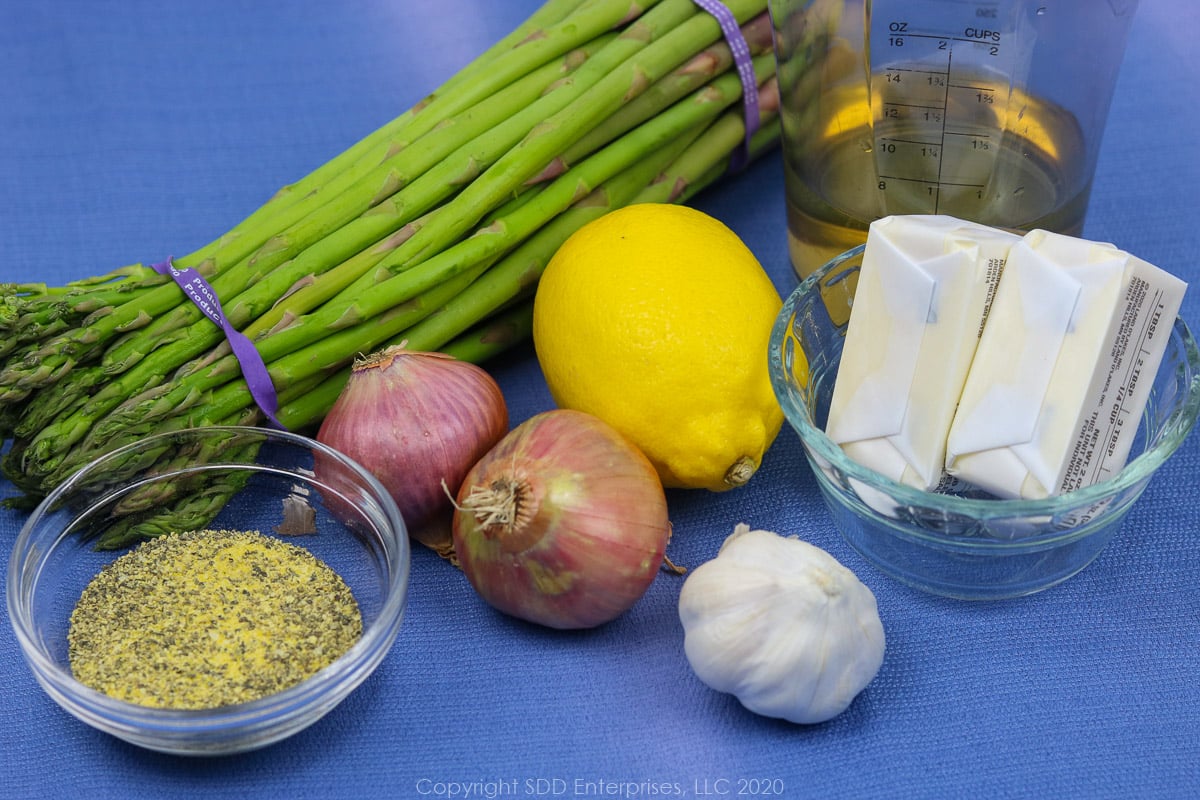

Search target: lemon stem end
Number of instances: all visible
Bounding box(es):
[723,456,757,489]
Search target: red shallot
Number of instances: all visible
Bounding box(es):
[452,408,671,630]
[316,344,508,556]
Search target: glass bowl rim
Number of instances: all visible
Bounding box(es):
[6,424,410,735]
[769,244,1200,522]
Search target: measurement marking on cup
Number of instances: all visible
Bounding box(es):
[954,83,997,93]
[885,67,950,77]
[877,174,987,190]
[891,31,1006,54]
[884,101,946,111]
[877,12,1015,213]
[880,136,942,147]
[933,49,953,211]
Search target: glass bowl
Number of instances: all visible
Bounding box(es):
[6,426,410,755]
[768,245,1200,600]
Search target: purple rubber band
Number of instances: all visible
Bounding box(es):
[151,257,286,429]
[691,0,760,171]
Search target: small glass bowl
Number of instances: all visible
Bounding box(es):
[768,245,1200,600]
[6,426,410,755]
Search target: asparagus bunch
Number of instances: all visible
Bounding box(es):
[0,0,781,528]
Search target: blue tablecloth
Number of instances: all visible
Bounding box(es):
[2,2,1197,798]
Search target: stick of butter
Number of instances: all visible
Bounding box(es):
[945,229,1188,499]
[826,215,1019,490]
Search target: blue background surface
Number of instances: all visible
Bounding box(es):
[1,1,1197,798]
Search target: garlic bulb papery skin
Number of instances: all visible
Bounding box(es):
[678,524,886,724]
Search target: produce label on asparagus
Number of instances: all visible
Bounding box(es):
[151,257,286,429]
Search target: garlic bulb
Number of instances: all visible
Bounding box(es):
[678,524,885,724]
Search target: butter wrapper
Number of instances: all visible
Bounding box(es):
[826,215,1018,490]
[945,229,1187,499]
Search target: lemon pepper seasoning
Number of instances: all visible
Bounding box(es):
[67,529,362,709]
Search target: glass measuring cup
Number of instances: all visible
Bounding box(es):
[769,0,1141,279]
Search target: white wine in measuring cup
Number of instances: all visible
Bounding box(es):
[768,0,1140,282]
[783,81,1092,279]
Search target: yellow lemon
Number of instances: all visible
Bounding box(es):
[532,203,785,492]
